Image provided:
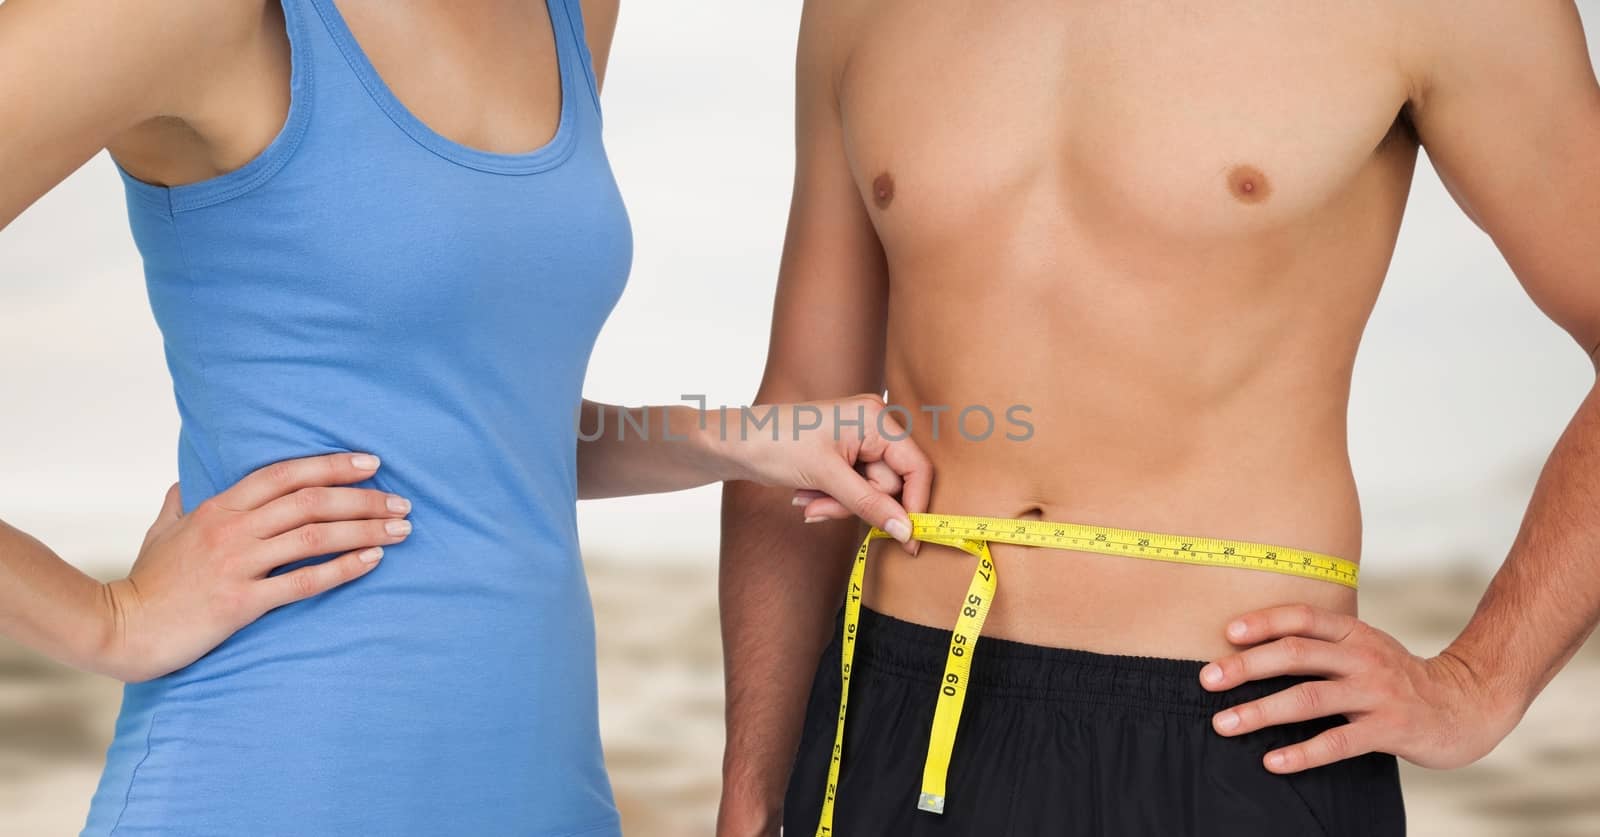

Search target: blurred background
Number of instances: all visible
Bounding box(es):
[3,1,1600,834]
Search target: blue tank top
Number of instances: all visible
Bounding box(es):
[82,1,631,834]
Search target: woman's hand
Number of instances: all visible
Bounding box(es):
[96,452,412,682]
[712,393,931,552]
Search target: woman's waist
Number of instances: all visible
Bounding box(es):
[170,352,587,483]
[179,415,585,535]
[135,565,600,698]
[187,404,582,473]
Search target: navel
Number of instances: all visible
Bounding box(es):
[1227,165,1271,204]
[872,173,895,209]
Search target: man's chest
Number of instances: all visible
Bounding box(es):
[836,1,1417,242]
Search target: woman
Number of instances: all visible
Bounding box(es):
[0,0,926,834]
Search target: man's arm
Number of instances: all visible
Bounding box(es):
[1201,0,1600,773]
[717,2,897,833]
[1407,0,1600,712]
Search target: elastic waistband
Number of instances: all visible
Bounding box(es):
[839,606,1312,717]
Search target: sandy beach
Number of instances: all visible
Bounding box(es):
[2,561,1597,836]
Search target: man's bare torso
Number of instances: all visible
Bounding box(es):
[842,1,1421,659]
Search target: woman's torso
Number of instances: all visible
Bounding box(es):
[84,1,632,834]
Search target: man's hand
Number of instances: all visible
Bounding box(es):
[1198,604,1521,774]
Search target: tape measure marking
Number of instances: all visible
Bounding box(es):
[814,512,1358,835]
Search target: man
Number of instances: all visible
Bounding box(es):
[717,1,1600,835]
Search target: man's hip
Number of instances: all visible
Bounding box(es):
[783,605,1405,836]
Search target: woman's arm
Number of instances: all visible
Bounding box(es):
[578,0,620,91]
[0,0,268,225]
[575,396,928,542]
[0,454,415,682]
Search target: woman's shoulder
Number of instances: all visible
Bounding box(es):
[103,0,289,190]
[0,0,280,220]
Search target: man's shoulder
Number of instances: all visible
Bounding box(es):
[1391,0,1589,105]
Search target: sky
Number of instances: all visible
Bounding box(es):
[1,1,1598,576]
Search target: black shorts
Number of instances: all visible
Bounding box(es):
[784,606,1406,836]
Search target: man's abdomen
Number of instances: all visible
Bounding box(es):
[864,369,1363,660]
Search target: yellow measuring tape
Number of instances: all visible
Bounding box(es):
[815,512,1359,835]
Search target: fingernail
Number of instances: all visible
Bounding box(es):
[804,516,825,524]
[792,496,808,507]
[387,495,411,514]
[359,547,384,563]
[1266,752,1286,770]
[1228,621,1247,640]
[1215,710,1239,732]
[386,520,412,536]
[351,454,380,470]
[885,519,911,543]
[1201,665,1223,686]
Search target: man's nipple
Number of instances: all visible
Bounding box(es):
[872,173,895,209]
[1227,165,1271,204]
